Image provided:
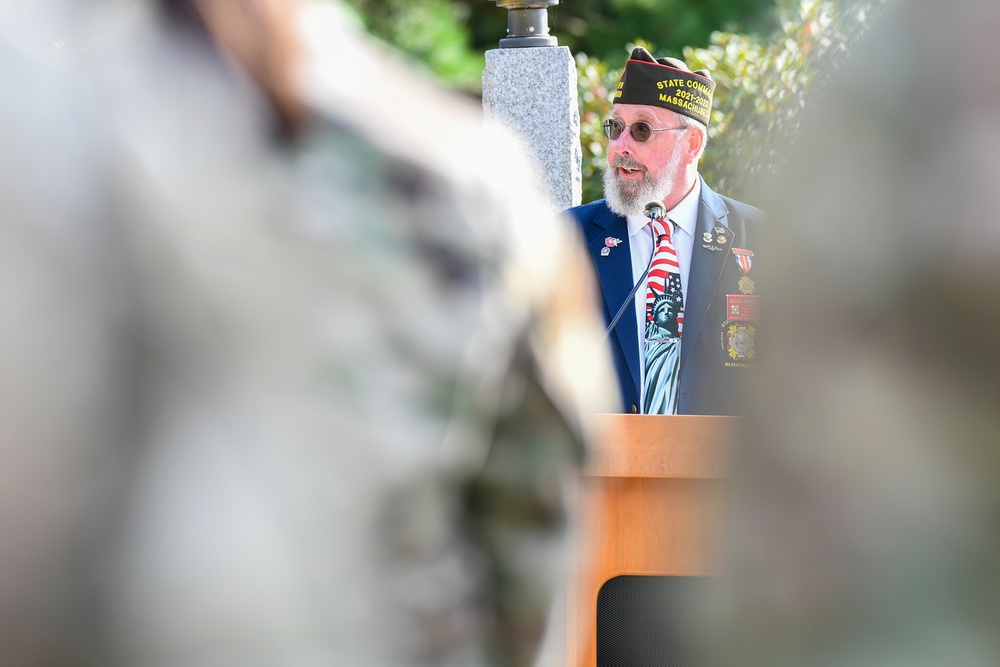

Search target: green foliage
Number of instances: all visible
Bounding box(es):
[337,0,778,94]
[576,51,620,207]
[576,0,887,205]
[551,0,778,64]
[684,0,887,201]
[339,0,484,94]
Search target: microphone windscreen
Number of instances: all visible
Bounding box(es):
[643,202,665,221]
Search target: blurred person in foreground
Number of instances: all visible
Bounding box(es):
[566,47,764,415]
[0,0,617,665]
[695,0,1000,664]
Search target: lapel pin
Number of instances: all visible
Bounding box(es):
[702,229,723,252]
[601,237,622,257]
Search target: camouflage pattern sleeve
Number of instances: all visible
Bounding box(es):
[0,3,617,666]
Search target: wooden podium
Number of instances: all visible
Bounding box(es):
[568,414,736,667]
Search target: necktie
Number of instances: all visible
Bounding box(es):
[642,218,684,414]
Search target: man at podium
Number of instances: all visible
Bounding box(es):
[566,47,765,415]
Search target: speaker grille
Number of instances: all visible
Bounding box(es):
[596,575,714,667]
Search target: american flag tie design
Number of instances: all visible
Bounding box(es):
[642,218,684,414]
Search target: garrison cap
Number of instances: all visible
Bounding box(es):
[613,47,715,126]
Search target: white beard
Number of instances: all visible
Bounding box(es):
[603,146,684,217]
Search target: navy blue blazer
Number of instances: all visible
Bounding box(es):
[567,177,764,415]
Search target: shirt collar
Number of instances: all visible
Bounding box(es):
[625,177,702,238]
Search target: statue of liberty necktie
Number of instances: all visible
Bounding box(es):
[642,218,683,414]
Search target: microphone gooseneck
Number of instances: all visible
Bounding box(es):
[601,203,667,342]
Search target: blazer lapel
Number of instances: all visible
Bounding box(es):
[680,180,733,374]
[587,206,642,396]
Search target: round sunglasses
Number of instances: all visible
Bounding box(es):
[603,119,688,143]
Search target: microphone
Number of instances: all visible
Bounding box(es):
[643,201,665,222]
[601,202,666,342]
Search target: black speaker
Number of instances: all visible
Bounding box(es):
[596,575,716,667]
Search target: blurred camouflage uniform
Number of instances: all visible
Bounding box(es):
[0,2,615,665]
[697,1,1000,665]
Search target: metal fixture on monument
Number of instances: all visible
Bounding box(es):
[485,0,560,48]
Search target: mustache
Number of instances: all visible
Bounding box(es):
[612,155,646,171]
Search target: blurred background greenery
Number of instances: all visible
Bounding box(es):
[338,0,885,204]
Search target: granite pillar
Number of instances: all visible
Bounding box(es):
[482,46,582,211]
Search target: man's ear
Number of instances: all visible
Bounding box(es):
[684,127,706,161]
